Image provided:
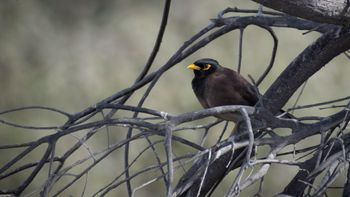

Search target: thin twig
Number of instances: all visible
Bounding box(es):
[288,96,350,111]
[290,80,308,115]
[237,28,244,73]
[218,7,284,17]
[165,125,174,197]
[225,108,255,196]
[122,0,173,193]
[255,25,278,86]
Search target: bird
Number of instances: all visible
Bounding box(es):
[187,58,259,123]
[179,58,293,197]
[175,58,261,197]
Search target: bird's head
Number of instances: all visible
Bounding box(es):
[187,58,220,78]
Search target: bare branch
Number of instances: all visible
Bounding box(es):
[1,3,350,197]
[262,28,350,114]
[252,0,350,25]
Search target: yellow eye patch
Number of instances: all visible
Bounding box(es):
[203,64,212,70]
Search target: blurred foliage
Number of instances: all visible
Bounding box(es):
[0,0,348,196]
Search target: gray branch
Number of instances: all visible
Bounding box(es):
[252,0,350,25]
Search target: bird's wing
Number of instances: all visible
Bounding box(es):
[204,68,258,107]
[237,77,259,106]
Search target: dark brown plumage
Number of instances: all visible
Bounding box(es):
[188,58,259,122]
[176,58,259,197]
[180,59,294,196]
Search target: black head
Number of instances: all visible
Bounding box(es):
[187,58,221,78]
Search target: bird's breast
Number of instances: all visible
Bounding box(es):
[192,77,210,108]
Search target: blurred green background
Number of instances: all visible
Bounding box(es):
[0,0,349,196]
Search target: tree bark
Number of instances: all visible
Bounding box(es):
[252,0,350,25]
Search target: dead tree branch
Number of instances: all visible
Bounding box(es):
[0,1,349,197]
[252,0,350,25]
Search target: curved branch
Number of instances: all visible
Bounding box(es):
[255,25,278,87]
[262,28,350,114]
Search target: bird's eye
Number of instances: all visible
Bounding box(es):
[203,64,212,70]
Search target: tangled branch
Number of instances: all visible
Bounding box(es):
[0,1,350,197]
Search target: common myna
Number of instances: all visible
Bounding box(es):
[187,58,259,122]
[181,58,291,197]
[177,58,259,196]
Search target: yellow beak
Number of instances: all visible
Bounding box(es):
[187,64,201,70]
